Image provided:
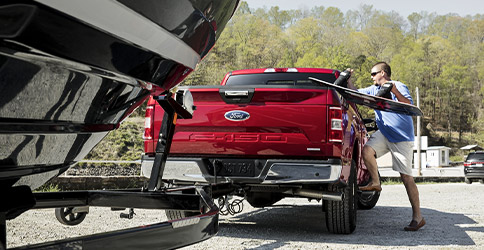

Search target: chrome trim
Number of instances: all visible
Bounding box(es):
[307,148,321,151]
[263,162,341,184]
[225,90,249,96]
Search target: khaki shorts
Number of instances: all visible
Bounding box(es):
[365,130,414,176]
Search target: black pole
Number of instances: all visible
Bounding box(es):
[1,212,6,250]
[147,93,178,191]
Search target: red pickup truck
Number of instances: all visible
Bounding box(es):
[142,68,380,234]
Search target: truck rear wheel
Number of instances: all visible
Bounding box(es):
[324,160,357,234]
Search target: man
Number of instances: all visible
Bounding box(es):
[347,62,425,231]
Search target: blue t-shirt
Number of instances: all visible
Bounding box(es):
[359,81,415,143]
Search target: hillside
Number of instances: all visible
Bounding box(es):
[85,117,144,162]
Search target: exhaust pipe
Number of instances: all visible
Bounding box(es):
[289,189,344,201]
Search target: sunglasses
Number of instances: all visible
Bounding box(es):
[370,71,380,76]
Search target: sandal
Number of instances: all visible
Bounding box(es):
[404,218,426,231]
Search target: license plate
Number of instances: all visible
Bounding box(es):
[475,164,483,167]
[210,159,255,177]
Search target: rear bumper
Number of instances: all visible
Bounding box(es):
[141,155,342,184]
[464,167,484,179]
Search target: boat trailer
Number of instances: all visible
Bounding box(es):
[1,92,218,249]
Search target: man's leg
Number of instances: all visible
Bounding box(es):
[400,173,423,222]
[361,145,381,189]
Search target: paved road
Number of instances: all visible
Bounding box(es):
[6,183,484,249]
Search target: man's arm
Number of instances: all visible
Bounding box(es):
[390,83,412,104]
[346,69,358,90]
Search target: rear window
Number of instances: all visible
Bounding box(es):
[466,152,484,162]
[225,73,337,86]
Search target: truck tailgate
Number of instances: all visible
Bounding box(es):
[165,85,341,158]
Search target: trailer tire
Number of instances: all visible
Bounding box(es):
[55,207,87,226]
[324,160,357,234]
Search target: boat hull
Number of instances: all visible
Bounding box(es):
[0,0,239,190]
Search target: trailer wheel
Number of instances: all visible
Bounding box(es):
[465,177,472,184]
[324,160,357,234]
[165,210,200,220]
[55,207,88,226]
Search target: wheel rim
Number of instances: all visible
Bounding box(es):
[56,207,87,225]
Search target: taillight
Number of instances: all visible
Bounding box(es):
[143,106,154,140]
[264,68,298,73]
[464,162,471,167]
[329,106,343,142]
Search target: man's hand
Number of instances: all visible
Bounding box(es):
[345,68,358,90]
[334,69,352,88]
[376,82,393,99]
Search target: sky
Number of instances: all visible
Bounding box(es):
[243,0,484,18]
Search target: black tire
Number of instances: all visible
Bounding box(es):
[165,210,200,220]
[465,177,472,184]
[357,190,380,210]
[324,160,357,234]
[55,207,87,226]
[245,192,284,208]
[479,179,484,184]
[357,173,381,210]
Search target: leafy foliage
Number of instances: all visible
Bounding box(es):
[85,118,144,161]
[34,183,61,192]
[182,2,484,152]
[91,2,484,161]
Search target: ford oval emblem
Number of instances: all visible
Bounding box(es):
[224,110,250,121]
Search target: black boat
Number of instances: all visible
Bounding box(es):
[0,0,238,193]
[1,1,239,248]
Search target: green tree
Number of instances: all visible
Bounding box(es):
[408,12,423,40]
[179,3,484,147]
[345,4,375,31]
[438,64,473,142]
[267,6,291,29]
[362,12,405,61]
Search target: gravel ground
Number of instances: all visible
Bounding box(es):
[6,183,484,249]
[65,164,140,176]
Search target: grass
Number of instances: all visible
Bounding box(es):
[382,181,452,185]
[381,179,462,185]
[34,183,61,192]
[382,180,403,185]
[85,117,144,162]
